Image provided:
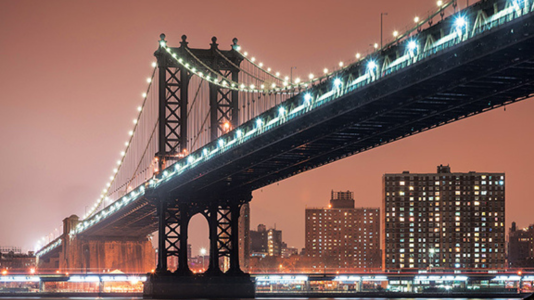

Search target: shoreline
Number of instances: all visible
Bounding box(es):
[0,291,530,298]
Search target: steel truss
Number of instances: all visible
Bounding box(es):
[155,192,250,276]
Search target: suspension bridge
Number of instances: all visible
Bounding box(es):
[33,0,534,297]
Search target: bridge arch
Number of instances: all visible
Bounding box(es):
[187,211,210,273]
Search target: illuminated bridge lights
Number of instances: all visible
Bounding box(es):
[60,0,534,239]
[334,78,342,88]
[408,40,418,51]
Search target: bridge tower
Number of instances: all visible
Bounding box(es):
[146,34,253,299]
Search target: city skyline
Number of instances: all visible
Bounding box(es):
[1,0,534,255]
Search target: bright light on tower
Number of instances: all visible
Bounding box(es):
[368,60,377,70]
[408,40,417,51]
[304,93,312,102]
[256,118,262,127]
[279,106,285,115]
[334,78,342,87]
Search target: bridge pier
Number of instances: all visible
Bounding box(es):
[37,215,155,274]
[144,192,254,299]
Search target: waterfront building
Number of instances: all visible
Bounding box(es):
[250,224,282,257]
[305,191,381,271]
[508,222,534,268]
[239,203,250,270]
[382,165,506,271]
[0,248,36,272]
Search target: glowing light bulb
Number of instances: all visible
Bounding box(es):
[437,0,443,6]
[308,74,314,80]
[117,160,121,165]
[279,107,285,115]
[251,57,256,62]
[146,78,151,83]
[393,31,399,37]
[368,60,377,70]
[259,62,263,67]
[295,78,301,84]
[304,93,312,102]
[271,83,276,88]
[152,62,157,68]
[129,131,134,136]
[356,53,361,59]
[267,68,271,72]
[414,16,420,23]
[408,40,417,50]
[374,43,379,49]
[113,168,118,173]
[250,84,255,89]
[256,119,262,127]
[276,72,280,77]
[334,78,342,87]
[240,83,245,89]
[323,68,328,74]
[260,84,265,89]
[284,76,289,81]
[455,17,466,28]
[142,93,147,98]
[137,106,142,111]
[121,151,125,156]
[339,61,344,67]
[133,119,137,124]
[125,141,129,146]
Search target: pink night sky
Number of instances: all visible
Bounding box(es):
[1,0,533,256]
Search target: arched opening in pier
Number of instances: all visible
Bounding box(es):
[188,213,210,273]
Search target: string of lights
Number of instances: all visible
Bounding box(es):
[37,0,469,251]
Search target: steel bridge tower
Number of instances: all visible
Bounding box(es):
[145,34,254,298]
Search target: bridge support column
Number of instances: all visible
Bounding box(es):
[144,192,254,299]
[176,202,192,276]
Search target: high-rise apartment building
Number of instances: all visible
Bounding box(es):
[250,224,282,257]
[508,222,534,268]
[382,165,506,271]
[305,191,381,271]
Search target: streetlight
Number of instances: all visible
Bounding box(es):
[381,12,388,49]
[290,66,297,84]
[200,248,207,271]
